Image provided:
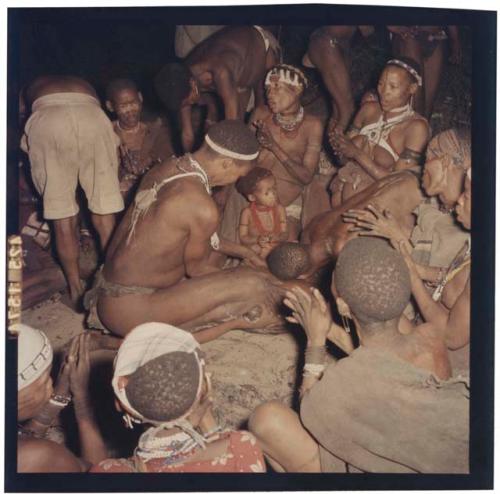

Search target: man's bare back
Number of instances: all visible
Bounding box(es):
[187,26,277,109]
[104,156,218,290]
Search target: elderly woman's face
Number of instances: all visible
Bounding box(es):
[18,367,53,422]
[377,66,414,112]
[456,174,471,230]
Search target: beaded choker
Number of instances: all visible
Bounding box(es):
[273,106,304,133]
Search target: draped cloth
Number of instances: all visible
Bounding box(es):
[301,346,469,473]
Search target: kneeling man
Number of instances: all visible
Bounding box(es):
[86,120,267,338]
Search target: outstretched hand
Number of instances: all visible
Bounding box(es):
[284,286,332,346]
[342,204,406,249]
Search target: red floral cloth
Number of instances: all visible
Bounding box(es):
[90,430,265,473]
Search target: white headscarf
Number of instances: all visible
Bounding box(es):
[16,323,53,390]
[112,322,204,425]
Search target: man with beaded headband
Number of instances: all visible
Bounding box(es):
[85,120,298,340]
[219,64,323,244]
[329,56,430,206]
[91,323,265,472]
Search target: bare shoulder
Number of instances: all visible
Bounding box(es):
[18,437,84,473]
[407,115,430,135]
[303,114,324,134]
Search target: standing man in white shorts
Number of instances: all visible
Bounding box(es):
[21,75,124,307]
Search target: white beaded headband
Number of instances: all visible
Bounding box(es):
[265,65,308,89]
[205,134,259,160]
[387,59,423,86]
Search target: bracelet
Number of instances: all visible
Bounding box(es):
[48,394,71,408]
[305,346,326,365]
[303,363,326,378]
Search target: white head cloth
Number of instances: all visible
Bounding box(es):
[204,134,259,160]
[264,64,308,89]
[16,323,53,390]
[112,322,204,425]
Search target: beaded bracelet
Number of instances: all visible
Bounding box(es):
[48,394,71,408]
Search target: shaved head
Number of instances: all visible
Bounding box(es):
[334,237,411,324]
[267,242,311,280]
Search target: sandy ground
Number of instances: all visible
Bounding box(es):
[22,296,304,432]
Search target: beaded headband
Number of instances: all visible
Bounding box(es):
[265,64,308,89]
[386,59,423,86]
[205,134,259,160]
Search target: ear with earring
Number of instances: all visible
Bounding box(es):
[336,298,352,333]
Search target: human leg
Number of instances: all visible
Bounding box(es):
[309,33,355,132]
[53,215,84,303]
[248,400,321,472]
[422,41,445,118]
[90,213,116,253]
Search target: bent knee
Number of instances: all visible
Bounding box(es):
[249,400,293,440]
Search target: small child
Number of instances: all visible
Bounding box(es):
[236,167,288,259]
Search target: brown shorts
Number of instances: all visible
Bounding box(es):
[22,93,124,220]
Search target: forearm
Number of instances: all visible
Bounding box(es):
[409,270,449,330]
[299,342,328,399]
[326,322,354,355]
[353,149,391,180]
[73,396,108,465]
[24,402,63,436]
[270,144,311,185]
[444,279,470,349]
[239,233,258,247]
[192,320,240,344]
[219,237,256,260]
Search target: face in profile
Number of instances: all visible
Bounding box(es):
[220,160,254,186]
[422,157,446,197]
[265,81,301,114]
[18,368,53,422]
[455,174,471,230]
[250,176,278,207]
[112,89,143,128]
[377,66,415,112]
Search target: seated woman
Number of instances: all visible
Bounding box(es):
[249,237,468,473]
[91,322,265,473]
[236,167,288,259]
[16,326,107,472]
[342,130,471,368]
[329,57,430,206]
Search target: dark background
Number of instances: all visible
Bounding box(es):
[5,4,495,492]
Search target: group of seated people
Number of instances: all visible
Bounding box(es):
[16,24,471,473]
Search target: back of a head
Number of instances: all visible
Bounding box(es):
[334,237,411,324]
[205,120,259,163]
[154,63,192,112]
[125,351,201,423]
[236,166,273,198]
[267,242,310,280]
[426,127,471,170]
